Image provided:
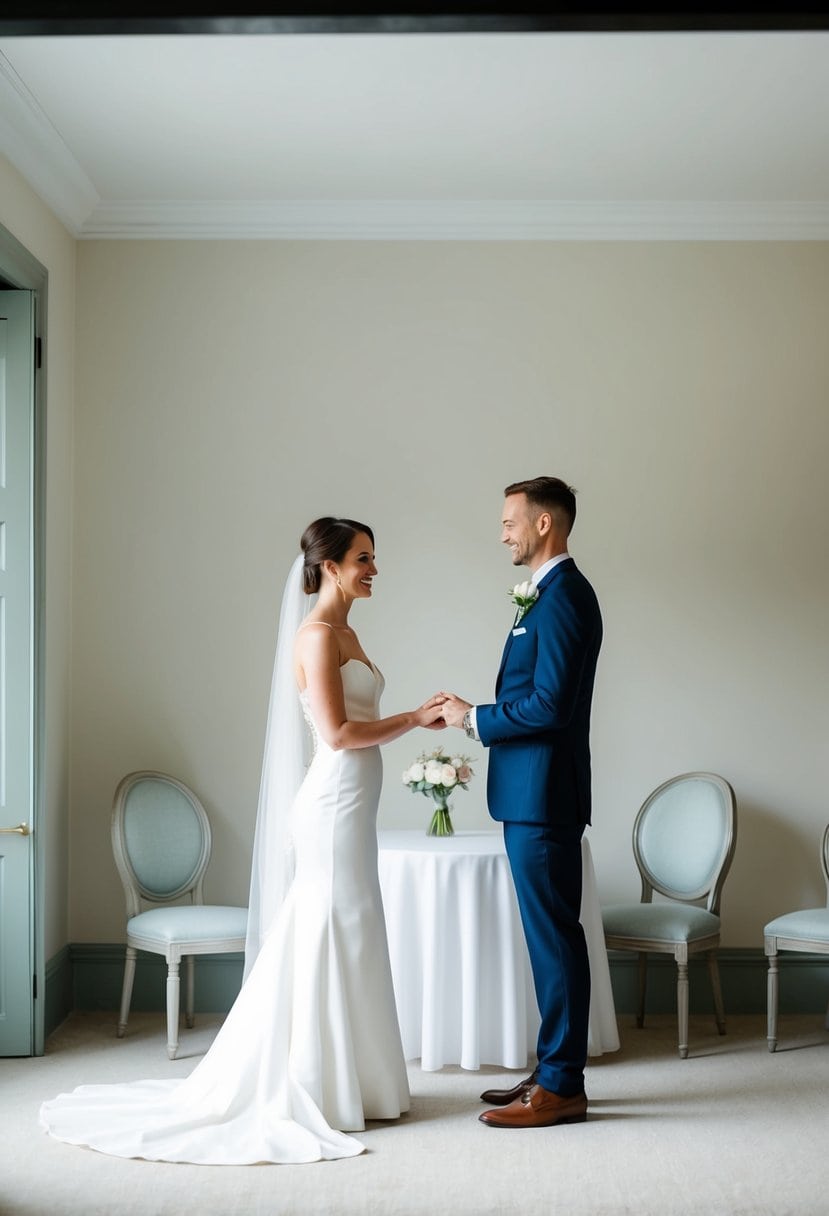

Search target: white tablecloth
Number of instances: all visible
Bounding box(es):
[377,829,619,1071]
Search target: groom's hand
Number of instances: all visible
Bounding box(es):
[437,692,471,729]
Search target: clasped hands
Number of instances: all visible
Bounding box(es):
[417,691,472,731]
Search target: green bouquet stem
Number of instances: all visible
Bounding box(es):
[427,802,454,837]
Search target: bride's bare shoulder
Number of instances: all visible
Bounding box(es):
[294,619,339,660]
[294,620,344,691]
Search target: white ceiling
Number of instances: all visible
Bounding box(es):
[1,30,829,239]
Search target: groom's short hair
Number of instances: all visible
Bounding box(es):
[505,476,577,535]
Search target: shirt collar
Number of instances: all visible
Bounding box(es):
[531,552,570,588]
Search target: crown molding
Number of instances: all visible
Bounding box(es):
[2,49,828,243]
[78,198,829,241]
[0,50,99,233]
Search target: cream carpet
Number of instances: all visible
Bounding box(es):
[2,1011,828,1216]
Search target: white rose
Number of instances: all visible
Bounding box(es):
[424,762,444,785]
[407,762,424,783]
[513,580,535,600]
[451,756,464,769]
[440,764,458,787]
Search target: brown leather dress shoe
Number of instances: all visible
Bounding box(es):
[479,1070,538,1106]
[479,1083,588,1128]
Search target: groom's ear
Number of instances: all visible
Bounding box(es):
[536,511,552,536]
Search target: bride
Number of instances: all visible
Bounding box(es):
[40,516,446,1163]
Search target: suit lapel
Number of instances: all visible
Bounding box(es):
[495,559,576,693]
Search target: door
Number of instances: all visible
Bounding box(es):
[0,290,34,1056]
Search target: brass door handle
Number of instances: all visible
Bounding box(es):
[0,823,31,835]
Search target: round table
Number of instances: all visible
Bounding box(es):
[377,828,619,1071]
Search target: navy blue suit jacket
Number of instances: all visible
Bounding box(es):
[476,558,602,828]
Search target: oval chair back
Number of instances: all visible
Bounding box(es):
[633,771,737,914]
[112,771,212,918]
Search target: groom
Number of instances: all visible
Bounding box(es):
[440,476,602,1128]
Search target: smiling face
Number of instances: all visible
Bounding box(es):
[334,531,377,600]
[501,493,544,571]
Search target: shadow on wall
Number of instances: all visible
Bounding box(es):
[729,799,826,936]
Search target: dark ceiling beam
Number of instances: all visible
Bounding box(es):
[1,4,828,37]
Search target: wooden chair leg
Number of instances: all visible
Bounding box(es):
[677,960,689,1059]
[117,945,137,1038]
[185,955,195,1029]
[767,951,779,1052]
[707,951,727,1035]
[636,952,648,1028]
[166,959,181,1060]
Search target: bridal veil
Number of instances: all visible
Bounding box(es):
[243,553,313,979]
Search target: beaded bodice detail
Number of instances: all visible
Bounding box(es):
[300,689,320,755]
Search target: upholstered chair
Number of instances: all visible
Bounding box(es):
[602,772,737,1058]
[111,770,248,1058]
[764,823,829,1051]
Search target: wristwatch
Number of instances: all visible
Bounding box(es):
[462,709,476,740]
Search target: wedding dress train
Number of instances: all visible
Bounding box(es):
[40,660,409,1163]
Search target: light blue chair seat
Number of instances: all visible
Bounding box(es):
[602,772,737,1059]
[764,824,829,1052]
[111,771,248,1059]
[602,902,721,944]
[128,905,250,946]
[765,908,829,940]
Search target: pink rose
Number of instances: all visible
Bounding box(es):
[440,764,458,787]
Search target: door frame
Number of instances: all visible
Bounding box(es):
[0,222,47,1055]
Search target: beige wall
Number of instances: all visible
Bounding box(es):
[2,156,824,968]
[69,238,829,948]
[0,153,75,961]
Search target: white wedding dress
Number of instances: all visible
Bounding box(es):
[40,660,409,1164]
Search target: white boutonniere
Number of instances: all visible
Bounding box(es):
[509,580,538,625]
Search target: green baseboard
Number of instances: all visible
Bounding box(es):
[68,943,245,1015]
[46,945,829,1034]
[608,948,829,1016]
[44,944,73,1039]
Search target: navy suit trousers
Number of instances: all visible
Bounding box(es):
[502,821,590,1096]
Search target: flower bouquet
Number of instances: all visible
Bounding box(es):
[402,748,474,837]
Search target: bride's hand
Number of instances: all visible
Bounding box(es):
[414,695,447,729]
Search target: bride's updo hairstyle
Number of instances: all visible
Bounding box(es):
[300,517,375,595]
